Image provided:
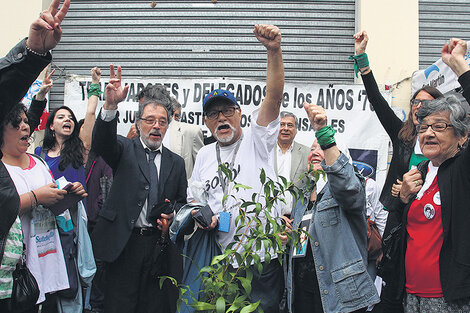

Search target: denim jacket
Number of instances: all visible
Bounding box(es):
[287,153,379,313]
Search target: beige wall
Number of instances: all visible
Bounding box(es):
[0,0,44,56]
[357,0,419,112]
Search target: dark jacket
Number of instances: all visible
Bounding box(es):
[362,71,413,213]
[0,39,51,264]
[91,113,187,263]
[392,70,470,302]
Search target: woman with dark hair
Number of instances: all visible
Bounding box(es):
[353,31,444,313]
[1,102,86,311]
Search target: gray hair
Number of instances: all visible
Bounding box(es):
[136,84,173,124]
[171,97,182,112]
[417,93,470,138]
[280,111,298,127]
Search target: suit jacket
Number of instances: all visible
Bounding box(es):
[168,121,203,179]
[91,114,187,263]
[274,141,310,189]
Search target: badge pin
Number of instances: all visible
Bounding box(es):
[433,192,441,206]
[424,203,435,220]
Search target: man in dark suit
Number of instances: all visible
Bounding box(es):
[91,66,187,313]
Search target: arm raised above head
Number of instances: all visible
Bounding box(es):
[254,24,284,127]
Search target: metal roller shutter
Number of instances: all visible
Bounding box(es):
[419,0,470,68]
[50,0,356,109]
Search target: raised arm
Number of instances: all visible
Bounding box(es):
[92,65,129,169]
[353,31,403,140]
[80,67,102,163]
[0,0,69,123]
[27,67,54,132]
[255,24,284,126]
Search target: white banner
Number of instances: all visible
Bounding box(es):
[412,42,470,95]
[64,77,391,187]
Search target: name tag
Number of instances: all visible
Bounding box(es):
[218,211,231,233]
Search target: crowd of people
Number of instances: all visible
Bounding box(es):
[1,1,470,313]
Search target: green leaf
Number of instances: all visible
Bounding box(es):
[190,301,216,310]
[240,301,260,313]
[233,183,252,190]
[216,297,225,313]
[260,168,266,184]
[237,277,252,295]
[211,254,226,266]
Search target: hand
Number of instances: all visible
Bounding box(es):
[36,67,55,101]
[34,182,67,206]
[441,38,470,77]
[191,209,218,230]
[353,30,369,55]
[391,179,402,198]
[91,67,101,84]
[26,0,70,54]
[253,24,281,51]
[392,179,403,198]
[399,169,423,203]
[303,102,327,131]
[279,215,293,246]
[68,182,88,198]
[103,65,129,110]
[157,212,174,231]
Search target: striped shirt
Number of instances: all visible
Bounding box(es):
[0,216,23,299]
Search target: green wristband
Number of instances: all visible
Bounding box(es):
[349,53,369,78]
[87,83,103,99]
[315,125,336,146]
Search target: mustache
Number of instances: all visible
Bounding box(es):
[217,122,236,131]
[149,130,161,136]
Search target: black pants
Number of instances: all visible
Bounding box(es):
[104,231,181,313]
[250,260,284,313]
[294,246,367,313]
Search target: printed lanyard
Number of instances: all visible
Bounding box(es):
[215,134,243,197]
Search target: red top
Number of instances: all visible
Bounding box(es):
[405,176,443,297]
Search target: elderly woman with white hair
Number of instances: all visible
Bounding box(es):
[393,38,470,312]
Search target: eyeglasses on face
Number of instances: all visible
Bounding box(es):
[140,117,168,127]
[280,122,295,129]
[416,122,453,133]
[205,107,238,120]
[410,99,432,106]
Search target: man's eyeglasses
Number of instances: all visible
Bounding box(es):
[205,107,238,120]
[416,122,453,133]
[410,99,432,106]
[140,117,168,127]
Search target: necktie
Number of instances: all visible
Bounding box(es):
[146,149,159,221]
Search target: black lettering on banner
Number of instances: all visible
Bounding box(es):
[205,180,211,191]
[79,81,86,101]
[180,112,187,123]
[338,119,345,133]
[227,84,235,93]
[336,89,345,110]
[317,89,325,108]
[326,88,335,110]
[202,83,212,100]
[346,89,354,110]
[240,114,248,127]
[126,83,135,101]
[120,110,136,124]
[232,164,241,181]
[136,83,145,99]
[293,88,312,108]
[236,85,243,105]
[253,85,262,106]
[244,85,252,105]
[182,89,190,107]
[358,90,372,111]
[172,83,179,99]
[193,83,202,102]
[281,92,289,108]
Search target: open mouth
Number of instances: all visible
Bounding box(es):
[149,132,161,140]
[218,124,230,131]
[63,124,72,131]
[20,135,29,143]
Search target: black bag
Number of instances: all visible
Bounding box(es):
[9,258,39,312]
[377,223,402,281]
[192,205,214,228]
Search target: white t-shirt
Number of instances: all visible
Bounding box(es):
[5,155,69,303]
[276,144,294,215]
[188,109,280,263]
